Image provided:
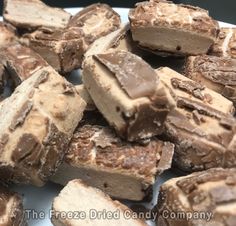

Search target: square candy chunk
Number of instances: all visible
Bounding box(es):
[83,50,174,141]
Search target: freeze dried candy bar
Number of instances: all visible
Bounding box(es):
[51,116,174,201]
[156,168,236,226]
[185,55,236,106]
[68,3,121,50]
[75,85,96,111]
[1,44,48,88]
[51,180,148,226]
[210,28,236,58]
[0,186,26,226]
[83,50,174,141]
[156,67,235,116]
[165,108,236,172]
[0,22,17,48]
[129,1,219,56]
[0,66,86,186]
[3,0,71,31]
[22,27,84,73]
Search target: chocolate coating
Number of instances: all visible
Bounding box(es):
[22,27,84,73]
[0,67,85,186]
[84,51,173,141]
[67,121,174,183]
[1,44,48,87]
[165,108,236,172]
[68,3,121,49]
[185,55,236,106]
[157,168,236,226]
[129,1,218,37]
[95,51,157,99]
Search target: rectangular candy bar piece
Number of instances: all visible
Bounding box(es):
[1,44,48,88]
[185,55,236,106]
[51,180,148,226]
[0,66,86,186]
[164,107,236,172]
[0,186,26,226]
[22,27,84,73]
[156,168,236,226]
[3,0,71,31]
[156,67,235,116]
[210,27,236,58]
[83,50,174,141]
[67,3,121,50]
[51,112,174,201]
[129,1,219,56]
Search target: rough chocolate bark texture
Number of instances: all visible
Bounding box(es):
[67,122,174,182]
[165,108,236,172]
[49,112,174,200]
[185,55,236,106]
[157,168,236,226]
[1,44,48,88]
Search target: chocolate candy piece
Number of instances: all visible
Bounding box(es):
[3,0,71,31]
[0,44,48,88]
[51,112,174,201]
[210,27,236,59]
[51,180,148,226]
[156,67,235,116]
[165,108,236,172]
[68,3,121,50]
[156,67,236,171]
[20,3,121,73]
[156,168,236,226]
[185,55,236,106]
[83,50,174,141]
[0,186,26,226]
[129,1,219,56]
[22,27,84,73]
[0,66,86,186]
